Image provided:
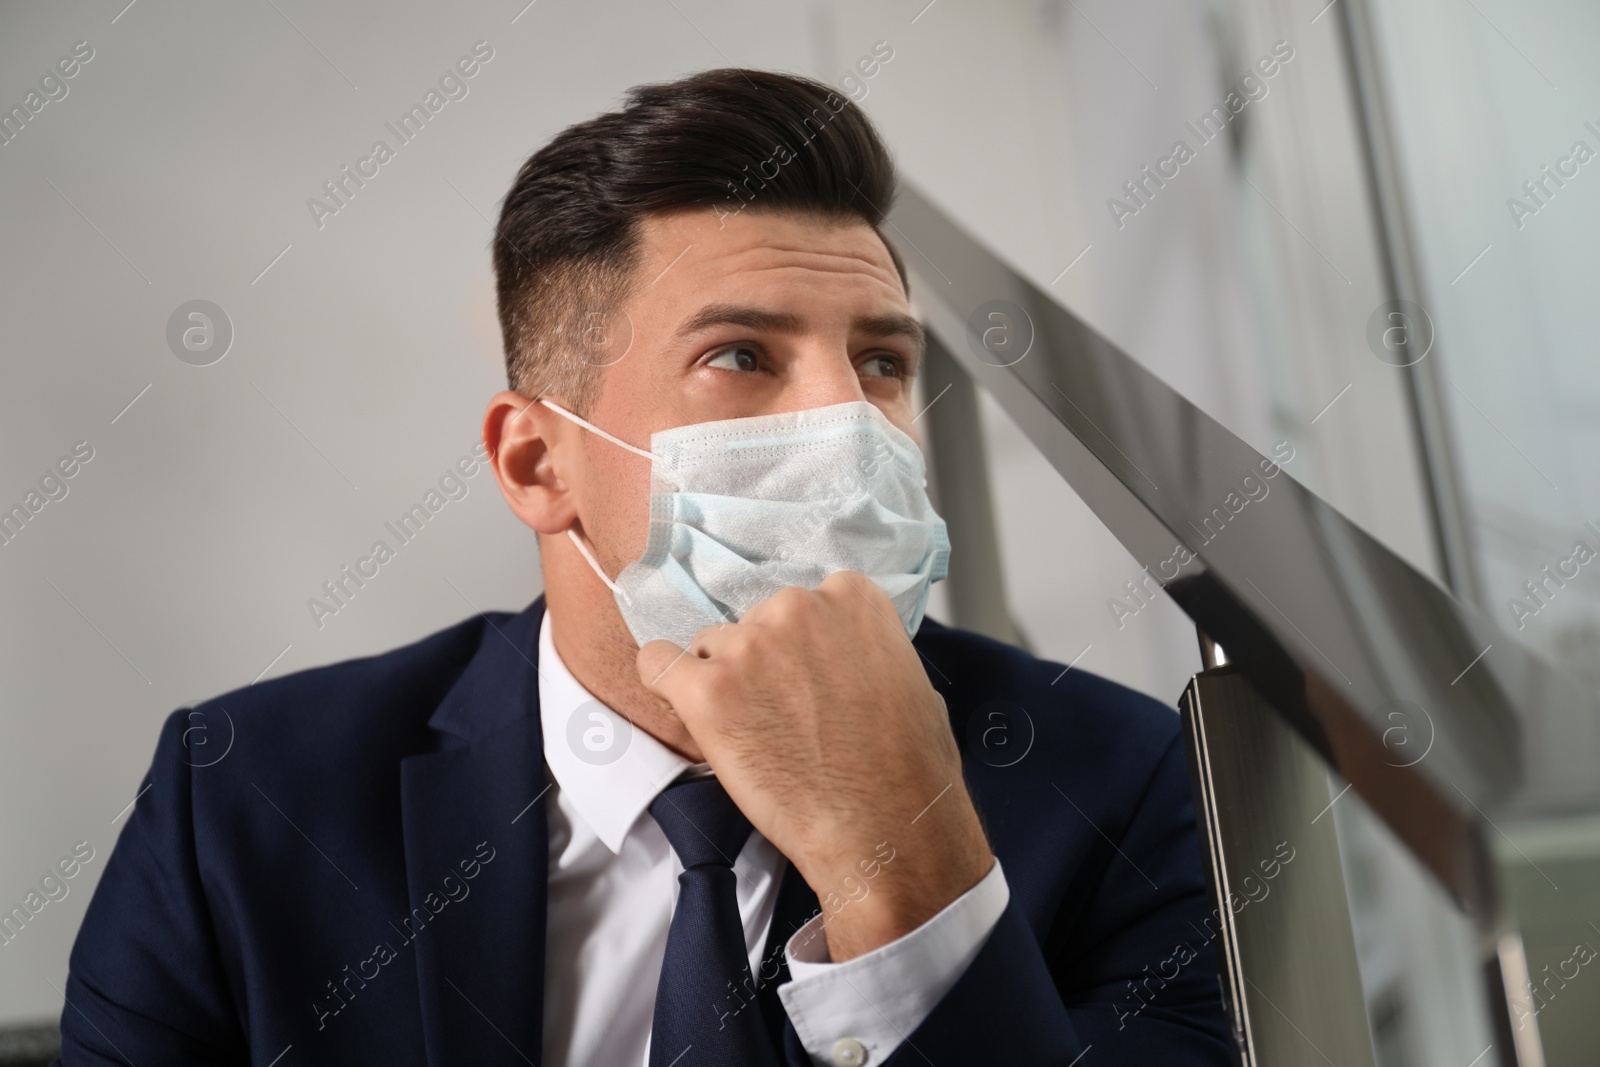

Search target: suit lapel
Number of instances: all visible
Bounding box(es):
[400,599,550,1067]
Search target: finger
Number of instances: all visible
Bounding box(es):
[636,639,704,698]
[683,620,739,658]
[824,570,895,617]
[821,569,873,600]
[741,584,813,628]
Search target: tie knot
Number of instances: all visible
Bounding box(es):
[648,776,752,871]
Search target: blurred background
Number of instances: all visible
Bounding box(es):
[1,0,1595,1062]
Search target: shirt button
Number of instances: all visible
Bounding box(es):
[831,1036,868,1066]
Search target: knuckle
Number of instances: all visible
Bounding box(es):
[718,626,757,658]
[746,625,783,659]
[767,585,811,616]
[825,572,864,598]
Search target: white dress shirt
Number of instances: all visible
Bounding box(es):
[536,612,1010,1067]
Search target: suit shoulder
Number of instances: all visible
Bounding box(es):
[915,618,1182,776]
[173,611,509,765]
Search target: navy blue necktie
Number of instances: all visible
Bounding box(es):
[648,775,780,1067]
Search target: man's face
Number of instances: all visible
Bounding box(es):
[565,208,924,573]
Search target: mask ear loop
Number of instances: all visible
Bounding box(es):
[565,527,631,605]
[538,398,656,462]
[536,398,654,605]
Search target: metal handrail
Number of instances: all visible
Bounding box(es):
[888,179,1599,928]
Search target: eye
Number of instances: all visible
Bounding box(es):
[858,354,903,379]
[704,344,762,373]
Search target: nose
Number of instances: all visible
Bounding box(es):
[776,342,864,413]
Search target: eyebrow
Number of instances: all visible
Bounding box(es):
[671,302,927,359]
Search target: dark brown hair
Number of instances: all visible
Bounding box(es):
[492,67,907,413]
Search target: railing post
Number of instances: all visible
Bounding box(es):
[1181,648,1376,1066]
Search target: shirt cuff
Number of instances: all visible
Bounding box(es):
[777,858,1009,1067]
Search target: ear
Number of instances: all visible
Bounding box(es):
[482,390,578,535]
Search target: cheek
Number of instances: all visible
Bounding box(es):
[583,444,654,571]
[878,405,921,448]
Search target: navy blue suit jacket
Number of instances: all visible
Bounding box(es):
[58,598,1231,1065]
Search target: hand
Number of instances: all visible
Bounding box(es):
[637,571,994,961]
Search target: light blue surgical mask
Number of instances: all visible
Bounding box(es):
[541,398,950,649]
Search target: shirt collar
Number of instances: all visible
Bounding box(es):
[538,610,706,854]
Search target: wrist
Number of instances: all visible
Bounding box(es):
[814,801,992,962]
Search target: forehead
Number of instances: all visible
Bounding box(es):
[628,209,907,317]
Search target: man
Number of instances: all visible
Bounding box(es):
[58,69,1230,1066]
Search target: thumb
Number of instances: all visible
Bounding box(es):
[637,639,698,699]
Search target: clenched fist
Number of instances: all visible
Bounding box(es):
[637,571,994,961]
